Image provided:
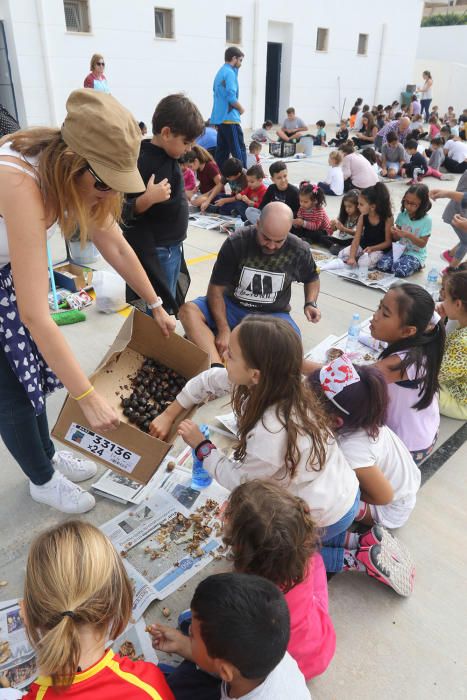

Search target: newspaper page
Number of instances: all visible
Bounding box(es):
[320,260,396,292]
[0,600,36,691]
[101,477,228,613]
[188,213,235,230]
[305,318,385,366]
[111,618,158,666]
[92,455,175,505]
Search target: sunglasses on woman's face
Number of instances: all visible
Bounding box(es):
[87,165,112,191]
[96,61,105,66]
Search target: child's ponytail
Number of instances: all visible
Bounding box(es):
[379,284,446,410]
[24,520,133,687]
[361,182,393,222]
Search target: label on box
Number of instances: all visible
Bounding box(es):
[64,422,141,474]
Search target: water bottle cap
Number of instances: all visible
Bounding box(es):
[352,313,360,320]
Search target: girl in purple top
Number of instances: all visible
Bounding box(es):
[369,284,445,464]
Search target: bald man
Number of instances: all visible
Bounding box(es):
[179,202,321,365]
[375,116,411,152]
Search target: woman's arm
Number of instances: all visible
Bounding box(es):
[355,465,394,505]
[91,220,176,337]
[1,171,119,431]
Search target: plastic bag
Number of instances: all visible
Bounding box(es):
[92,270,128,313]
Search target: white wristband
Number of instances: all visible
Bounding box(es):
[147,298,163,310]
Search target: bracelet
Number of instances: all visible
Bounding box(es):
[73,386,95,402]
[148,298,163,310]
[304,301,318,309]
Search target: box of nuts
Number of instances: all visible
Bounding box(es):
[52,309,210,483]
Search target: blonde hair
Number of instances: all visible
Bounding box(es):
[90,53,104,71]
[23,520,133,687]
[0,129,122,242]
[329,150,343,165]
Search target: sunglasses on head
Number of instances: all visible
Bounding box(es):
[96,61,105,66]
[87,164,112,191]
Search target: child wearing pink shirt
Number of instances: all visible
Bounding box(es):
[224,479,336,680]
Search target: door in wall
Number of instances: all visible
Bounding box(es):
[0,21,18,121]
[265,42,282,123]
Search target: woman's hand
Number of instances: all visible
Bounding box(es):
[429,189,444,201]
[177,419,205,448]
[79,390,119,432]
[149,410,174,440]
[152,306,176,338]
[452,214,467,232]
[147,623,193,660]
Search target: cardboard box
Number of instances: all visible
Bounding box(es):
[52,309,210,483]
[53,263,93,292]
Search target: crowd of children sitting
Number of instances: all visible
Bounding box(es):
[1,92,466,700]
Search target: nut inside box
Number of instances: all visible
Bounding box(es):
[52,309,210,483]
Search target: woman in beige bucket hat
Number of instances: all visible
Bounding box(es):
[0,89,175,514]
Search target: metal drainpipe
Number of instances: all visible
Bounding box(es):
[250,0,260,129]
[373,22,387,106]
[36,0,57,125]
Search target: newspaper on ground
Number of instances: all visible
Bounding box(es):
[214,412,238,437]
[320,258,396,292]
[101,452,230,614]
[92,454,176,505]
[305,318,386,366]
[188,213,235,230]
[0,599,36,690]
[112,618,158,665]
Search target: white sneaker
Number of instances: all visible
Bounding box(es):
[30,472,96,514]
[52,451,97,482]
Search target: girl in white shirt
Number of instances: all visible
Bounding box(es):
[150,316,360,565]
[317,150,344,196]
[307,356,417,597]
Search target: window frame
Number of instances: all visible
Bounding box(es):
[63,0,91,34]
[357,33,369,56]
[154,7,175,40]
[226,15,242,45]
[315,27,329,53]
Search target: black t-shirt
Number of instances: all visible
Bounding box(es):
[124,140,188,246]
[360,215,387,249]
[409,151,428,173]
[210,227,318,312]
[259,183,300,216]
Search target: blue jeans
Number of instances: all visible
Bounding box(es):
[420,98,432,122]
[155,244,182,299]
[191,294,301,336]
[377,251,422,277]
[208,196,247,219]
[317,181,338,196]
[320,491,361,572]
[0,345,55,485]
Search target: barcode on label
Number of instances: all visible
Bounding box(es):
[64,423,141,474]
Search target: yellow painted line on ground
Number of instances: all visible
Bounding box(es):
[186,252,218,265]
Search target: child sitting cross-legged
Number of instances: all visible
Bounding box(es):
[3,521,174,699]
[292,182,334,248]
[307,357,418,597]
[317,151,344,196]
[376,184,432,278]
[209,157,248,216]
[149,573,311,700]
[237,164,268,220]
[223,480,336,680]
[329,189,360,255]
[246,160,299,224]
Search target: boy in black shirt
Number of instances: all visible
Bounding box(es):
[124,94,204,311]
[402,139,428,182]
[246,161,299,225]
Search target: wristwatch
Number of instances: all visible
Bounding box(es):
[147,298,163,310]
[304,301,318,309]
[195,439,216,461]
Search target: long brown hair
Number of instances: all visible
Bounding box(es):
[0,129,122,242]
[223,480,320,593]
[23,520,133,688]
[362,111,376,136]
[190,144,213,163]
[231,316,331,476]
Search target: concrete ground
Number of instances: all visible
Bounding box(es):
[0,136,466,698]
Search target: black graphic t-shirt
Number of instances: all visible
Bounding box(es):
[210,227,318,312]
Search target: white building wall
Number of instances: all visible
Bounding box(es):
[417,25,467,65]
[415,26,467,112]
[1,0,424,130]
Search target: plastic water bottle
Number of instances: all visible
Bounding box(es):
[358,253,369,281]
[191,424,213,489]
[234,216,243,232]
[426,268,439,300]
[346,313,361,353]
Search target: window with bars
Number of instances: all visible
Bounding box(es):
[357,33,369,55]
[63,0,90,33]
[154,8,174,39]
[226,16,242,44]
[316,27,329,52]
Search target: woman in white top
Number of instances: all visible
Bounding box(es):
[0,89,175,514]
[149,316,360,571]
[418,70,433,123]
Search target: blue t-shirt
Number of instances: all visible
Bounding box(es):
[196,127,218,150]
[395,210,431,263]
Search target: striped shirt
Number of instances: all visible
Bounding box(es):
[23,650,174,700]
[297,206,333,235]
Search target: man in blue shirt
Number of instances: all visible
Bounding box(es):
[210,46,247,169]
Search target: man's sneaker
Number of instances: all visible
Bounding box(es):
[52,451,97,482]
[359,524,399,551]
[30,472,96,514]
[356,543,415,597]
[440,249,455,265]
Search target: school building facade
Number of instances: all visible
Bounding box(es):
[0,0,424,129]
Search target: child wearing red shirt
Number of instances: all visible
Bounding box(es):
[293,181,334,248]
[237,164,267,208]
[13,521,173,700]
